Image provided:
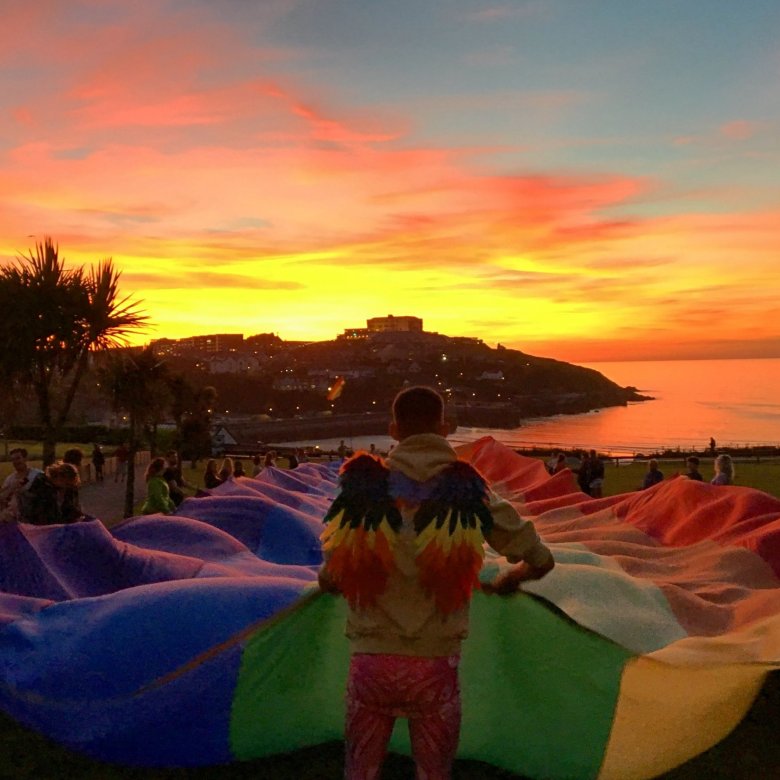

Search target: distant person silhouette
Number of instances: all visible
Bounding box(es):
[553,453,567,474]
[91,444,105,482]
[588,450,605,498]
[685,456,703,481]
[577,451,592,495]
[642,459,664,489]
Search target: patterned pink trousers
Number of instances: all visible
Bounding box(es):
[344,653,461,780]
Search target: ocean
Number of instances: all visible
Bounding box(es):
[286,358,780,457]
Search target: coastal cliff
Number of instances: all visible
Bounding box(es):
[206,333,649,446]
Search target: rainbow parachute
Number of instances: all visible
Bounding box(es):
[0,438,778,778]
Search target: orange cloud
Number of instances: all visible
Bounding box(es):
[1,1,779,361]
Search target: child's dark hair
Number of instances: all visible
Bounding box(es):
[145,456,167,482]
[392,386,444,439]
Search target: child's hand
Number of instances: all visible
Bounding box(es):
[483,558,554,596]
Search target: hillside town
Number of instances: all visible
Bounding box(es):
[144,315,647,451]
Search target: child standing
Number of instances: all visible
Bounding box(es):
[318,386,555,780]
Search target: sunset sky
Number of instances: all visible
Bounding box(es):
[1,0,778,362]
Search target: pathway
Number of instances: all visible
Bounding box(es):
[79,465,147,529]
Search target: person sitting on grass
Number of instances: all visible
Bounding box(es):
[18,463,84,525]
[141,457,176,515]
[685,456,704,481]
[711,453,735,486]
[163,451,195,507]
[218,457,235,482]
[318,385,555,780]
[203,459,223,489]
[263,450,277,469]
[251,454,263,477]
[642,459,664,489]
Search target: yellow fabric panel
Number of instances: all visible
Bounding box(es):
[598,658,766,780]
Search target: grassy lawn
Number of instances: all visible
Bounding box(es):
[0,441,95,480]
[3,445,777,500]
[600,457,780,498]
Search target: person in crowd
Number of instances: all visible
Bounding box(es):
[642,459,664,489]
[0,447,43,522]
[287,449,299,469]
[251,454,263,477]
[337,439,347,459]
[203,459,223,489]
[17,462,84,525]
[588,449,605,498]
[141,457,176,515]
[318,386,555,780]
[218,457,235,482]
[686,456,704,481]
[263,451,277,469]
[576,451,592,495]
[91,444,105,482]
[711,453,734,486]
[553,453,568,474]
[63,448,84,468]
[113,442,129,483]
[163,451,193,507]
[233,459,246,478]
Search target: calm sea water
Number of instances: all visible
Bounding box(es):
[285,358,780,457]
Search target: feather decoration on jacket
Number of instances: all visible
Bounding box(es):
[320,454,402,609]
[413,461,494,615]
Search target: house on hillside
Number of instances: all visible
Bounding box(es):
[211,425,238,456]
[478,370,504,381]
[206,354,261,374]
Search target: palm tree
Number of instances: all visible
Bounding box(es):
[99,348,169,517]
[0,238,147,464]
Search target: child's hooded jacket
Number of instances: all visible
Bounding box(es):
[321,433,552,657]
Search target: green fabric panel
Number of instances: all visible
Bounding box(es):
[457,591,633,779]
[230,593,350,759]
[382,591,635,779]
[231,590,633,779]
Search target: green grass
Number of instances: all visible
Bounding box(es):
[598,457,780,498]
[0,441,95,480]
[4,446,778,501]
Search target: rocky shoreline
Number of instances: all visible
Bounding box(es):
[217,390,651,451]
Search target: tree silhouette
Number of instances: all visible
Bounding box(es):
[99,348,168,517]
[0,238,147,464]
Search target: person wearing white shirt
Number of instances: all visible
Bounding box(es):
[0,447,43,522]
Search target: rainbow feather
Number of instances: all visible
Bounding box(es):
[413,461,494,614]
[320,454,402,608]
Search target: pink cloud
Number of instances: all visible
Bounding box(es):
[719,120,761,140]
[462,2,554,23]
